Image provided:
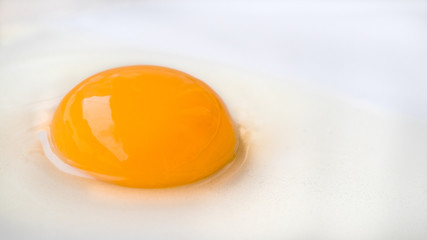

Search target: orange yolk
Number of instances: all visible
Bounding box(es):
[49,65,239,188]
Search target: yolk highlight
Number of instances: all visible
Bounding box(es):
[49,66,239,188]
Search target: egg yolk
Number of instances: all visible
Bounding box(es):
[49,65,239,188]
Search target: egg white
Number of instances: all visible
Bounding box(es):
[1,48,427,240]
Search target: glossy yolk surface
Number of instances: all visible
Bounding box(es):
[50,65,239,188]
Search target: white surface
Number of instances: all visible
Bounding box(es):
[1,1,427,239]
[2,0,427,120]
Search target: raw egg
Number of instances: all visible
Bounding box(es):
[48,65,239,188]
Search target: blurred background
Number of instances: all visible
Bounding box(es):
[1,0,427,120]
